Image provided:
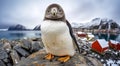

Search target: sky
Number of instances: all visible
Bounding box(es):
[0,0,120,29]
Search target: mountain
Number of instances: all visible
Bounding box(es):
[8,24,27,31]
[33,25,41,30]
[71,18,120,31]
[89,18,120,29]
[71,23,85,28]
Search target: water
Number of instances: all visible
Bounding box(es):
[0,31,120,42]
[93,33,120,42]
[0,31,41,40]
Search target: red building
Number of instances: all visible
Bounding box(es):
[77,31,87,37]
[91,39,109,54]
[109,40,120,50]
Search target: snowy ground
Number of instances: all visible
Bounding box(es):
[77,39,120,66]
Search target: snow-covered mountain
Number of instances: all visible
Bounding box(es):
[89,18,120,29]
[33,25,41,30]
[71,18,120,30]
[71,23,85,28]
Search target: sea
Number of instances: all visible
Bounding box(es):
[0,30,120,42]
[0,30,41,40]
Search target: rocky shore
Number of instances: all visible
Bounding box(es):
[0,38,119,66]
[0,38,43,66]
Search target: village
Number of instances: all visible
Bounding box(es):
[75,31,120,66]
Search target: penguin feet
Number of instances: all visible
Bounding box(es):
[58,55,70,62]
[45,53,54,60]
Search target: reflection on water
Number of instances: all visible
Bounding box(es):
[0,31,41,40]
[10,33,25,37]
[0,31,120,42]
[93,33,120,42]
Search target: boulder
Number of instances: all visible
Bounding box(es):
[0,60,6,66]
[3,42,11,53]
[16,49,103,66]
[30,41,42,52]
[0,43,4,49]
[21,39,32,50]
[13,45,29,57]
[0,49,8,60]
[10,50,20,64]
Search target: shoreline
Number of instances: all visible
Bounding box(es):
[0,38,119,66]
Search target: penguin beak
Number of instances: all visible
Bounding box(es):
[51,8,57,16]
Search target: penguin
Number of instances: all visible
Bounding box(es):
[41,4,80,62]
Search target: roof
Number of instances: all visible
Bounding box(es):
[77,31,86,34]
[110,40,119,44]
[88,34,94,38]
[96,39,108,48]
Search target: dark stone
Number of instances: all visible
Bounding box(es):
[21,57,26,61]
[0,60,6,66]
[0,43,4,49]
[2,58,9,63]
[3,42,11,53]
[10,50,20,64]
[21,40,31,50]
[16,49,103,66]
[6,63,12,66]
[13,45,30,57]
[0,49,8,60]
[31,42,42,52]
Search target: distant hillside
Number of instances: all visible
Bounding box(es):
[8,24,27,31]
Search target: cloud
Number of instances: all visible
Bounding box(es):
[0,0,120,29]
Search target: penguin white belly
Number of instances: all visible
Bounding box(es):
[41,20,75,56]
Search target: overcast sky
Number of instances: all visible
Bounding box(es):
[0,0,120,29]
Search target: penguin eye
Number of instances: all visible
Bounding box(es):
[59,9,62,12]
[47,10,50,13]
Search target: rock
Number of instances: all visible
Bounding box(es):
[0,49,8,60]
[0,43,4,49]
[0,60,6,66]
[10,50,20,64]
[20,57,26,61]
[21,39,31,50]
[30,41,42,52]
[3,42,11,53]
[32,38,41,41]
[13,45,29,57]
[6,63,12,66]
[2,58,9,63]
[16,49,103,66]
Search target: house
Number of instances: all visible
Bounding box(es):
[91,39,109,54]
[109,40,120,50]
[87,33,95,41]
[76,31,87,37]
